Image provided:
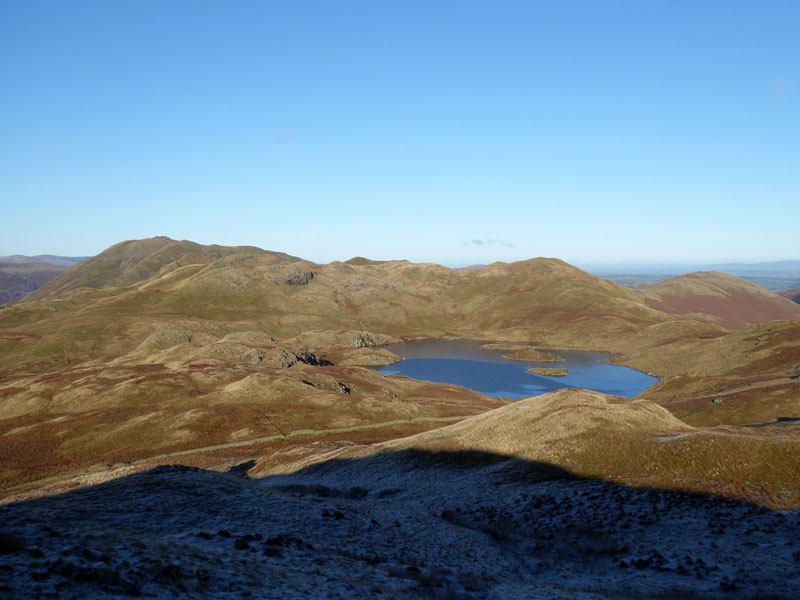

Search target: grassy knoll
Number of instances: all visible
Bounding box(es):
[259,389,800,510]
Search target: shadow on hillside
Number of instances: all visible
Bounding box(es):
[2,448,790,516]
[279,447,583,484]
[1,450,798,598]
[261,448,791,510]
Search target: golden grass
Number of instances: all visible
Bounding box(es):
[259,389,800,510]
[2,238,799,509]
[0,347,503,489]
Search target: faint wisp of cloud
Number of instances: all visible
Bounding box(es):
[277,128,296,142]
[462,238,515,248]
[773,75,798,104]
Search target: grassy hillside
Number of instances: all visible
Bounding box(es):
[22,236,299,302]
[637,271,800,330]
[0,262,66,304]
[2,237,798,507]
[257,388,800,509]
[780,285,800,304]
[0,329,505,488]
[0,241,686,378]
[625,320,800,426]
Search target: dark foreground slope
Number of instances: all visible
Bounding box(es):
[4,392,796,598]
[1,457,797,600]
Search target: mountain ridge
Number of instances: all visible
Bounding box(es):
[1,236,798,508]
[4,237,797,382]
[23,236,302,303]
[0,254,88,267]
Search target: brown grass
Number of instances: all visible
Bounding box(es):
[256,389,800,510]
[2,238,799,509]
[0,351,502,489]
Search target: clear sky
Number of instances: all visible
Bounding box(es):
[1,1,798,266]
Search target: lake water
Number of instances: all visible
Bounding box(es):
[378,339,657,400]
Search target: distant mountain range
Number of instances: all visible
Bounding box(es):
[706,260,800,273]
[584,260,800,293]
[0,254,88,267]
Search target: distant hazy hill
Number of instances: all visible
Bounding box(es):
[0,261,67,305]
[0,254,88,267]
[591,260,800,292]
[703,260,800,291]
[779,286,800,304]
[637,271,800,330]
[706,259,800,273]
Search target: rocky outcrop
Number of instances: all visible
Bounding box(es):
[269,264,314,286]
[239,346,302,368]
[238,346,330,368]
[288,330,400,349]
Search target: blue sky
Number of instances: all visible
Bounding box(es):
[1,1,798,266]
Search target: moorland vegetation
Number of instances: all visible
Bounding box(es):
[1,236,798,509]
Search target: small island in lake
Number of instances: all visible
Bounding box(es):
[528,367,569,377]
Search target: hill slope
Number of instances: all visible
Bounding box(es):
[621,319,800,426]
[0,238,683,378]
[23,237,300,302]
[257,388,800,506]
[0,262,66,305]
[637,271,800,330]
[3,457,798,599]
[1,237,798,509]
[780,286,800,304]
[3,389,797,598]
